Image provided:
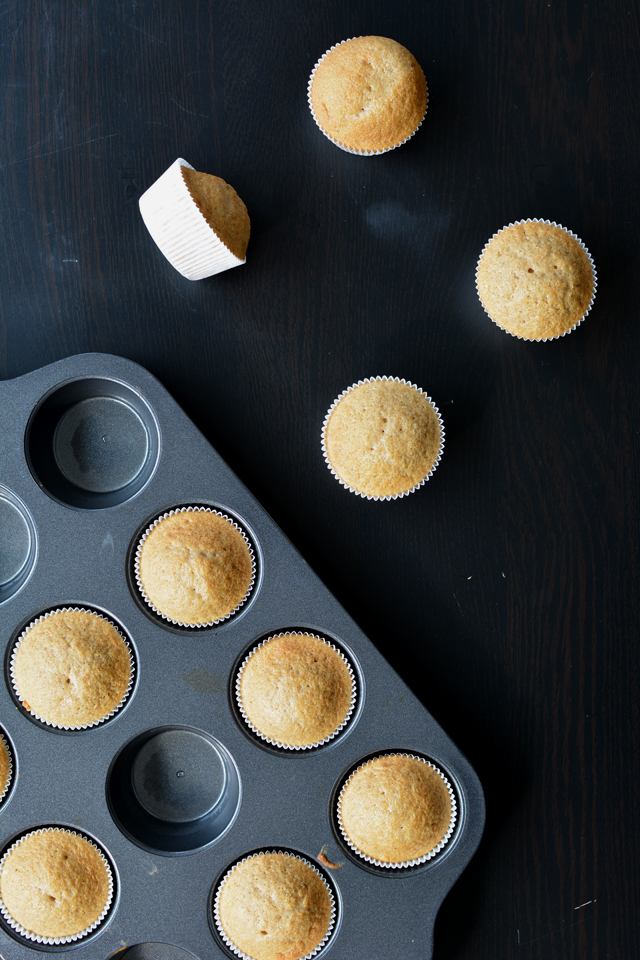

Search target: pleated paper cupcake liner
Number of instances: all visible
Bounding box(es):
[307,38,428,155]
[475,218,597,341]
[337,753,457,868]
[10,607,135,730]
[139,158,245,280]
[0,732,13,804]
[235,632,357,750]
[321,376,444,500]
[0,827,114,945]
[134,506,256,628]
[213,850,336,960]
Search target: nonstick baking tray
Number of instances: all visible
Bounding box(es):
[0,353,485,960]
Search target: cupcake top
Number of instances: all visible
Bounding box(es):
[215,851,334,960]
[0,828,112,941]
[476,220,595,340]
[309,36,427,153]
[136,508,255,626]
[237,633,355,748]
[11,609,132,728]
[0,736,12,801]
[181,166,250,261]
[338,754,454,865]
[323,378,443,499]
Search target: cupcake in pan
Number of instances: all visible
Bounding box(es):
[337,753,456,867]
[0,827,113,944]
[10,608,134,730]
[135,506,256,628]
[214,850,335,960]
[0,733,12,804]
[476,219,596,340]
[139,158,250,280]
[322,377,444,500]
[236,632,357,749]
[308,36,427,155]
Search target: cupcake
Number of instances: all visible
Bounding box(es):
[0,828,113,943]
[139,158,250,280]
[11,608,133,729]
[308,36,427,154]
[322,377,443,499]
[135,507,255,627]
[214,851,334,960]
[337,754,456,867]
[476,219,596,340]
[236,632,356,749]
[0,734,12,803]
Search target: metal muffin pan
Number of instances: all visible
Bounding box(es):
[0,353,485,960]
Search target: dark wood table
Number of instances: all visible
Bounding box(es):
[2,2,639,957]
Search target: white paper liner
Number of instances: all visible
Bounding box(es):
[475,218,597,341]
[135,506,256,628]
[307,38,428,155]
[337,753,457,868]
[321,376,444,500]
[0,827,114,944]
[139,157,246,280]
[10,607,135,730]
[214,850,336,960]
[0,733,13,804]
[235,632,357,750]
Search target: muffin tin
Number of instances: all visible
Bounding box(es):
[0,353,485,960]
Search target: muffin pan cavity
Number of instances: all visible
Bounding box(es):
[0,354,483,960]
[26,377,159,509]
[107,726,241,856]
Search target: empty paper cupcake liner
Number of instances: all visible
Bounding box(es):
[213,850,336,960]
[307,38,428,156]
[321,376,445,500]
[0,827,114,945]
[134,506,257,628]
[235,632,357,750]
[336,753,457,869]
[0,732,13,805]
[9,607,135,731]
[475,218,597,341]
[139,157,245,280]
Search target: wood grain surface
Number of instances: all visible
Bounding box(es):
[2,1,640,957]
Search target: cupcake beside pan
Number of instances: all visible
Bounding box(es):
[0,353,484,960]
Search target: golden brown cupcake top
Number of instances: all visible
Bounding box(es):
[338,754,453,864]
[309,36,427,152]
[476,220,594,340]
[181,166,250,260]
[216,852,333,960]
[0,829,111,940]
[238,633,355,748]
[137,508,254,626]
[0,737,11,800]
[12,609,132,728]
[323,378,442,498]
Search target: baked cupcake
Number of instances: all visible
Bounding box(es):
[337,753,456,867]
[139,158,250,280]
[322,377,443,499]
[0,828,113,943]
[135,507,255,627]
[236,632,356,749]
[214,851,334,960]
[476,219,596,340]
[0,734,13,804]
[11,608,133,729]
[308,36,427,154]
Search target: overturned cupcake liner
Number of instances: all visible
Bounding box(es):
[321,376,445,500]
[213,850,336,960]
[235,632,357,750]
[0,827,114,944]
[135,506,257,628]
[307,38,428,156]
[10,607,135,730]
[337,753,457,868]
[475,218,597,342]
[139,157,245,280]
[0,732,13,804]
